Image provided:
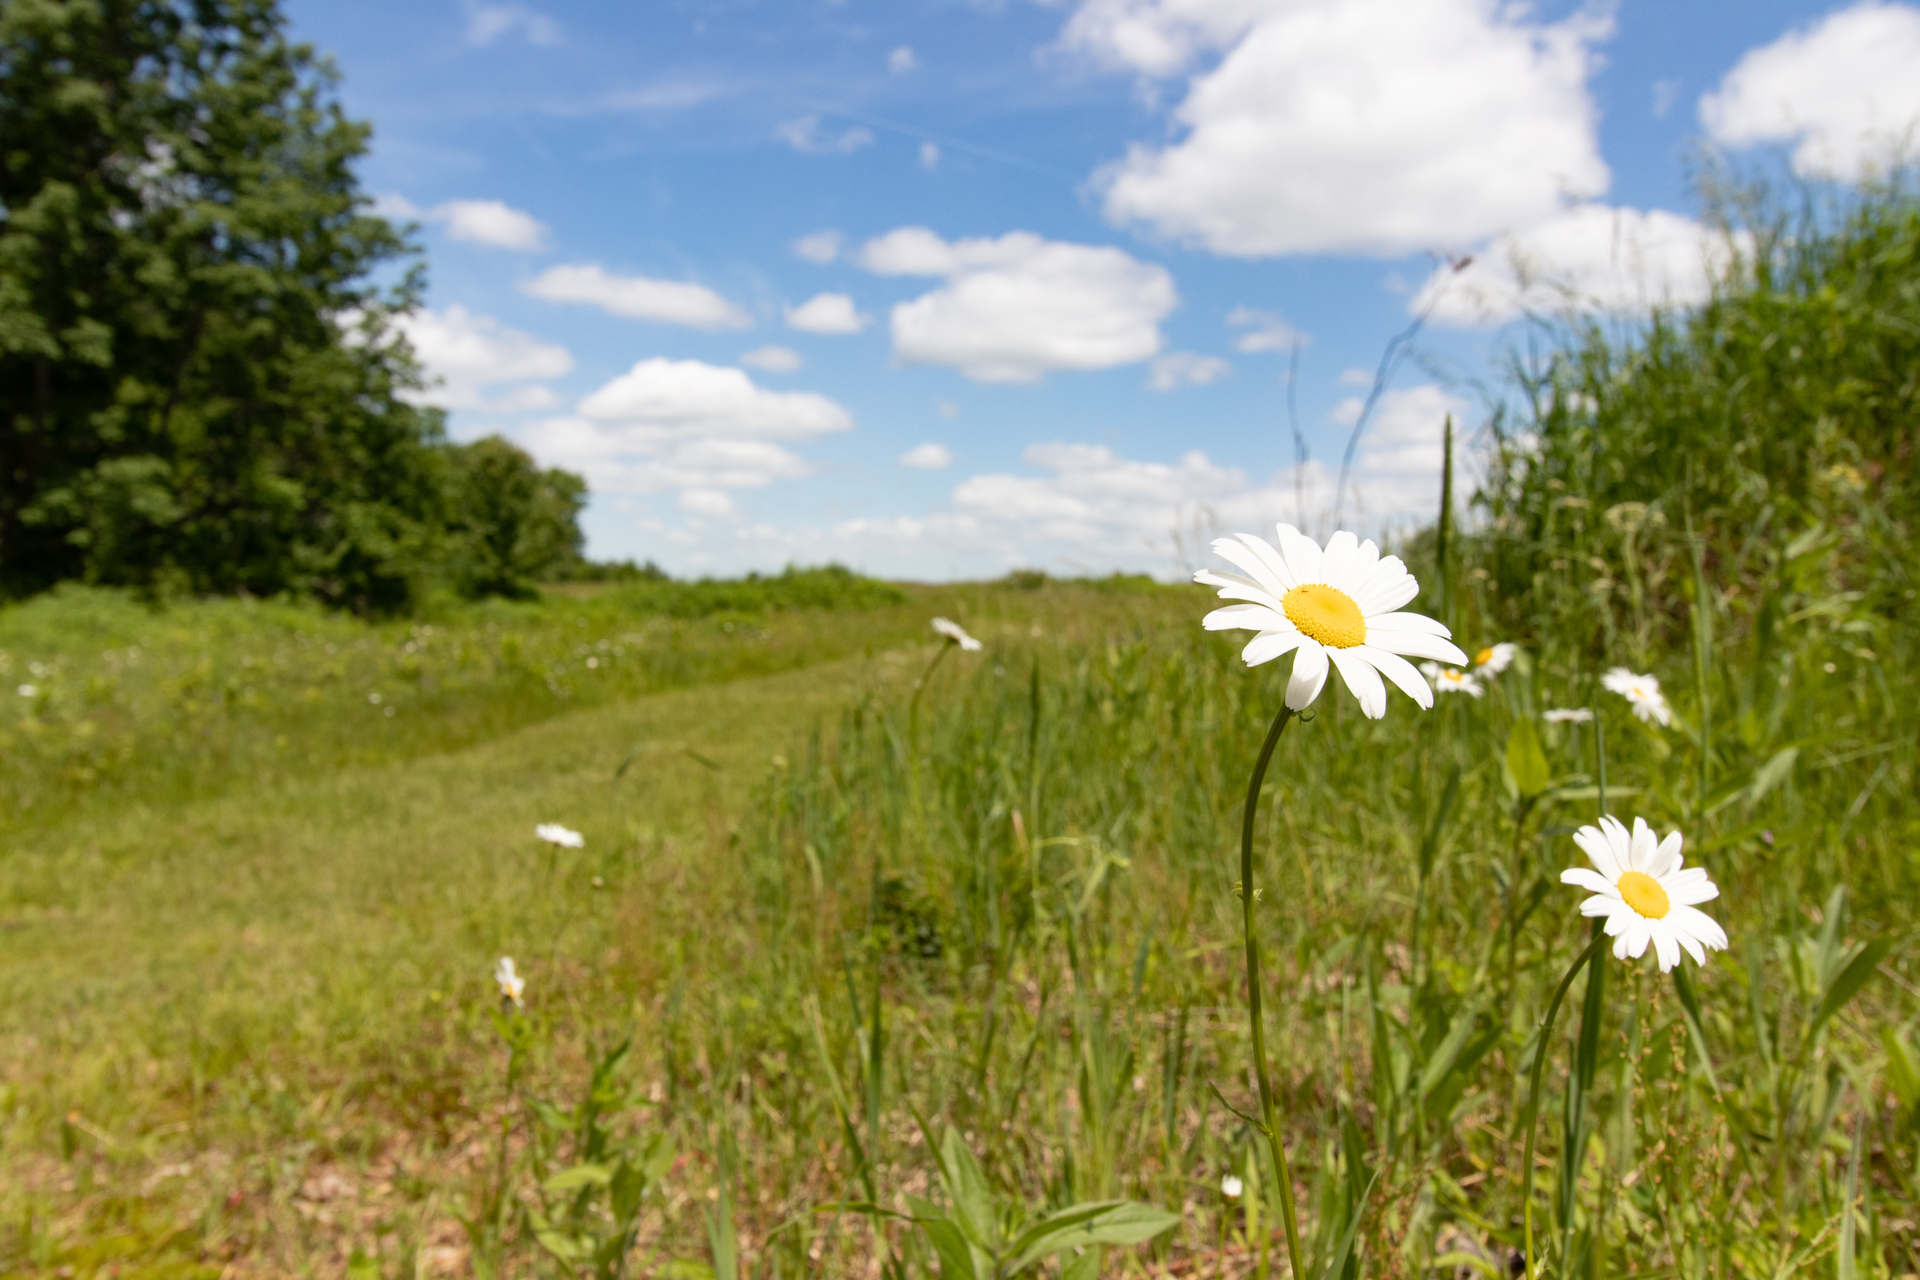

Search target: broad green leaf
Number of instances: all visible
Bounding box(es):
[1007,1200,1179,1272]
[1807,938,1894,1047]
[939,1127,999,1250]
[543,1162,613,1192]
[1059,1248,1101,1280]
[911,1210,980,1280]
[1507,719,1551,798]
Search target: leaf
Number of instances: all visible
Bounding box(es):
[1059,1248,1102,1280]
[662,1262,717,1280]
[1416,1005,1482,1102]
[907,1198,980,1280]
[939,1127,1000,1251]
[1317,1171,1379,1280]
[1747,746,1799,806]
[1507,719,1551,798]
[1806,938,1894,1047]
[543,1162,613,1192]
[1007,1201,1179,1272]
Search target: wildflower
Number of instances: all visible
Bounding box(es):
[536,823,585,848]
[1601,667,1671,726]
[931,617,983,651]
[1197,525,1467,718]
[1422,663,1482,697]
[1561,815,1727,971]
[1220,1173,1244,1199]
[1471,643,1517,676]
[495,956,526,1007]
[15,684,36,698]
[1543,708,1594,723]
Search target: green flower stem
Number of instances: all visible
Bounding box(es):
[1519,930,1608,1280]
[906,641,954,833]
[1239,703,1304,1280]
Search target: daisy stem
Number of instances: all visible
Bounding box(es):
[1519,930,1607,1280]
[1239,703,1304,1280]
[906,641,953,835]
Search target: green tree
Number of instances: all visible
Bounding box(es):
[446,436,587,598]
[0,0,447,611]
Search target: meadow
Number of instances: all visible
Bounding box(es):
[3,191,1918,1279]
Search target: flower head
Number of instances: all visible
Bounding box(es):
[536,823,585,848]
[1422,663,1482,697]
[1602,668,1671,726]
[1220,1173,1244,1199]
[16,684,36,698]
[1561,816,1727,971]
[1544,707,1594,723]
[1197,525,1467,718]
[1471,643,1517,676]
[495,956,526,1007]
[931,617,983,651]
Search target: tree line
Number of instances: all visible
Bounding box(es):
[1,0,594,610]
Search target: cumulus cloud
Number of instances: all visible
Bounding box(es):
[793,230,842,264]
[785,292,869,334]
[376,195,550,251]
[389,305,573,412]
[523,264,751,330]
[1147,352,1230,390]
[857,227,1178,382]
[1084,0,1611,256]
[1411,204,1740,326]
[777,115,875,155]
[900,442,955,469]
[740,345,804,372]
[1227,306,1306,354]
[1700,1,1920,180]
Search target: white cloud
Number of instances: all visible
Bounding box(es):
[1227,305,1306,354]
[920,141,942,169]
[389,305,573,412]
[889,46,919,73]
[523,264,751,330]
[466,1,558,46]
[577,358,852,442]
[1086,0,1612,257]
[900,443,955,469]
[376,195,549,251]
[525,421,813,495]
[785,292,869,335]
[793,230,842,264]
[858,227,1178,383]
[777,115,875,155]
[680,488,737,517]
[937,400,959,419]
[1700,1,1920,180]
[1147,352,1230,390]
[741,345,804,372]
[1337,368,1373,387]
[1412,204,1739,326]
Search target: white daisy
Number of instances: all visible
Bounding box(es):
[536,823,585,848]
[1543,708,1594,723]
[495,956,526,1007]
[1422,663,1483,697]
[1196,525,1468,718]
[1220,1173,1244,1199]
[1601,667,1671,726]
[1471,642,1518,676]
[930,617,983,652]
[1560,815,1727,972]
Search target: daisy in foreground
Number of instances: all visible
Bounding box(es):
[930,616,983,651]
[1602,667,1672,726]
[1197,525,1468,718]
[1561,815,1727,971]
[495,956,526,1008]
[536,823,584,848]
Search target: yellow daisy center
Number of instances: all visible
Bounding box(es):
[1617,870,1671,920]
[1281,583,1366,649]
[1474,647,1494,666]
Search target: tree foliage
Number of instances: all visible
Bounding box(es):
[0,0,578,610]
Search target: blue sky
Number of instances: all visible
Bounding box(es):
[287,0,1920,579]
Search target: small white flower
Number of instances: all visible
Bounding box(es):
[1471,642,1517,676]
[1196,525,1467,719]
[1422,663,1483,697]
[495,956,526,1007]
[931,617,983,651]
[536,823,585,848]
[15,684,36,698]
[1602,667,1671,726]
[1561,815,1727,972]
[1544,707,1594,723]
[1220,1174,1244,1199]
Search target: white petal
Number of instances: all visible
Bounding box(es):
[1582,895,1630,919]
[1331,536,1380,594]
[1648,830,1685,878]
[1574,824,1624,880]
[1351,563,1420,616]
[1365,628,1470,666]
[1319,530,1361,587]
[1670,905,1728,953]
[1204,603,1291,632]
[1285,641,1330,711]
[1243,629,1308,667]
[1234,532,1301,595]
[1358,646,1432,709]
[1620,918,1653,958]
[1276,523,1324,585]
[1328,646,1388,719]
[1210,538,1289,599]
[1675,926,1706,967]
[1560,868,1616,896]
[1629,817,1658,872]
[1663,869,1719,906]
[1651,925,1682,972]
[1366,611,1453,636]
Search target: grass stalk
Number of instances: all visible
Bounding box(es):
[1519,930,1608,1280]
